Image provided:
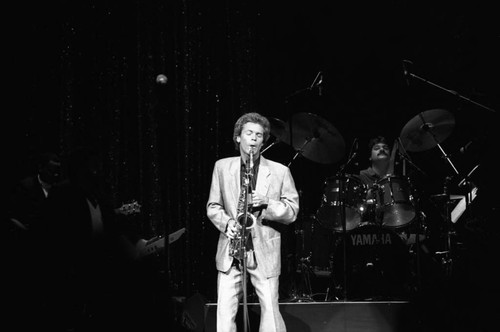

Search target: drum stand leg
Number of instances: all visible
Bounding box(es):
[325,258,342,301]
[413,211,426,294]
[434,177,455,278]
[289,256,314,302]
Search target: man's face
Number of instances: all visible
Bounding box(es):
[236,122,265,158]
[39,160,61,184]
[370,142,390,161]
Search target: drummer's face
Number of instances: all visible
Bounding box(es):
[371,143,390,160]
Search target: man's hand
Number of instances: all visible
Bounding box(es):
[251,191,269,207]
[225,218,240,239]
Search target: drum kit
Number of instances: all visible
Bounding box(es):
[267,109,464,301]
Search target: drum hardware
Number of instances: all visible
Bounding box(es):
[401,106,483,280]
[430,176,464,278]
[289,256,315,303]
[291,215,335,302]
[289,214,313,302]
[261,117,287,155]
[374,175,417,228]
[316,175,367,232]
[319,139,360,301]
[396,137,427,177]
[399,109,456,153]
[277,112,346,166]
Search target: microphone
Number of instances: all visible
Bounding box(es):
[459,140,474,154]
[310,71,323,96]
[451,136,485,157]
[317,72,323,96]
[402,60,412,86]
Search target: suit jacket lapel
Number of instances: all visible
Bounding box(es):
[256,157,270,196]
[229,158,241,207]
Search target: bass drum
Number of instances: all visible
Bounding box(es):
[316,175,367,232]
[331,224,410,300]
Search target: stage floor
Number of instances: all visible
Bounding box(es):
[204,300,420,332]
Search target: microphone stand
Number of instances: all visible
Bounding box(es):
[284,71,323,102]
[241,156,253,332]
[404,62,496,114]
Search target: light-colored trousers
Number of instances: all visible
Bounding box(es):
[216,254,286,332]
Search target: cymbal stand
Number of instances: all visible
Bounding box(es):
[287,137,315,167]
[417,113,460,176]
[396,138,427,177]
[292,256,314,302]
[329,140,358,301]
[434,176,455,278]
[415,113,464,278]
[290,211,314,302]
[260,140,279,154]
[332,171,348,301]
[396,138,425,292]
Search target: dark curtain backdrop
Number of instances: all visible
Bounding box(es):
[10,0,267,301]
[9,0,499,305]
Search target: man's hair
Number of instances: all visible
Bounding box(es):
[232,112,270,150]
[36,152,61,184]
[367,136,389,151]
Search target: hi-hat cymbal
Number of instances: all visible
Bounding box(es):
[268,117,287,141]
[282,112,345,164]
[400,109,455,152]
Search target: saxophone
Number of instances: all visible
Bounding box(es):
[229,148,256,260]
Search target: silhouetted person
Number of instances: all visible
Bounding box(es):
[39,146,144,331]
[5,151,62,331]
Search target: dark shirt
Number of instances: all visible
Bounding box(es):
[240,156,260,191]
[358,167,384,188]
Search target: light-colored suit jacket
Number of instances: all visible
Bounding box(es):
[207,156,299,277]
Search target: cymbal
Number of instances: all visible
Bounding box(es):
[282,112,345,164]
[268,117,287,140]
[400,109,455,152]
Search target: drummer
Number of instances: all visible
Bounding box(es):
[358,135,392,187]
[356,135,394,224]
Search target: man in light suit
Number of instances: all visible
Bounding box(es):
[207,112,299,332]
